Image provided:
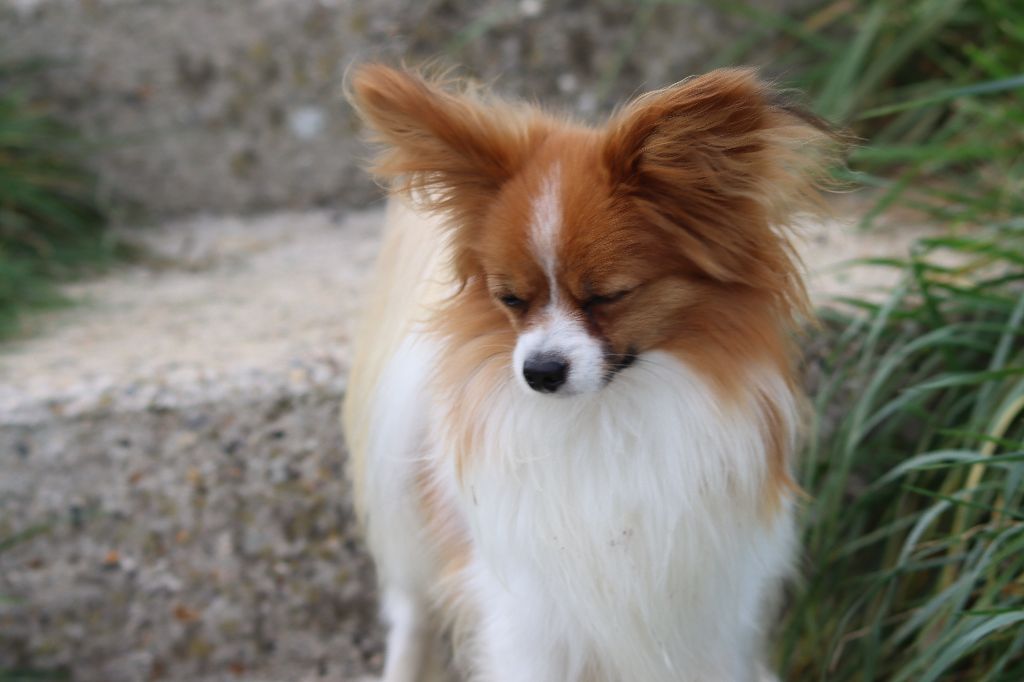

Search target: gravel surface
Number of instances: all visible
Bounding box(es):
[1,208,386,682]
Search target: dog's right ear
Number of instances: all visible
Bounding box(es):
[349,64,548,226]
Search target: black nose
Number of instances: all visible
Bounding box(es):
[523,356,569,393]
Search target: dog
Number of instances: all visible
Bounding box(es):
[342,64,837,682]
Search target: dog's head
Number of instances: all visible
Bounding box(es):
[350,65,838,397]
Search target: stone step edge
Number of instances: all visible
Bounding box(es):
[0,353,349,426]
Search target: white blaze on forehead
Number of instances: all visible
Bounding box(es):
[529,165,562,301]
[516,164,606,396]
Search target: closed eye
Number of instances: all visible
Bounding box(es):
[499,293,527,309]
[584,289,632,308]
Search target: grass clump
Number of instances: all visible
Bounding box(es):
[0,77,113,338]
[728,0,1024,678]
[783,227,1024,680]
[718,0,1024,225]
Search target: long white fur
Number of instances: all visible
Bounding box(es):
[346,198,800,682]
[455,354,797,681]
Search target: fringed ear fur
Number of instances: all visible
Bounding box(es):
[350,65,842,303]
[603,68,844,310]
[348,64,552,281]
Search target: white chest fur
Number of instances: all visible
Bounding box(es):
[362,337,798,682]
[434,351,798,682]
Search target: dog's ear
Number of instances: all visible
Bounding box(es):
[603,68,840,291]
[350,64,550,278]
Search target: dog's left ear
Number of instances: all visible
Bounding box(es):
[603,68,840,286]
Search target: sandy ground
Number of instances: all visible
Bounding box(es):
[0,208,382,420]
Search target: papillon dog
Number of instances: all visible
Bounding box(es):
[342,64,837,682]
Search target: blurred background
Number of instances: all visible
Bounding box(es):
[1,1,1021,680]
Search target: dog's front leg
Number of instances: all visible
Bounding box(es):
[470,571,573,682]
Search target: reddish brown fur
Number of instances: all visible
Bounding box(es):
[349,64,838,507]
[350,64,556,282]
[412,460,471,606]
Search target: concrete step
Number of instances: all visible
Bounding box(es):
[1,208,386,681]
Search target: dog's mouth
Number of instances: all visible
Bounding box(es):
[603,348,638,385]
